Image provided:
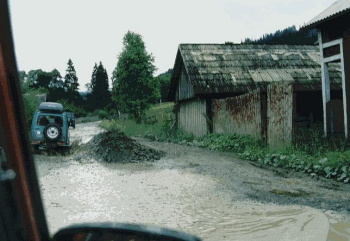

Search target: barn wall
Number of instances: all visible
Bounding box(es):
[178,98,208,137]
[212,89,262,139]
[177,66,195,101]
[267,83,293,148]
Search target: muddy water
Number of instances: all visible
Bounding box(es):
[35,122,350,241]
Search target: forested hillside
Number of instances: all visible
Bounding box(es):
[241,26,317,45]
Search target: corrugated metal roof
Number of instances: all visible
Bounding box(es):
[303,0,350,29]
[169,44,341,99]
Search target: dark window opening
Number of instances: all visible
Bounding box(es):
[295,91,323,126]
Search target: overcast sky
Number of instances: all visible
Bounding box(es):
[9,0,335,91]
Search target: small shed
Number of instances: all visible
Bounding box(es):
[302,0,350,138]
[168,44,341,147]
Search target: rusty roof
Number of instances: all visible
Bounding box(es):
[168,44,341,99]
[302,0,350,29]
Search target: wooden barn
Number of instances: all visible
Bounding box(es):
[302,0,350,138]
[168,44,341,147]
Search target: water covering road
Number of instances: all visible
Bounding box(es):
[35,122,350,241]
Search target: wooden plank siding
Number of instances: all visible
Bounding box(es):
[267,83,294,148]
[212,89,262,139]
[178,98,208,137]
[177,67,195,101]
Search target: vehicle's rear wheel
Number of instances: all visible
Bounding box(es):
[43,124,62,142]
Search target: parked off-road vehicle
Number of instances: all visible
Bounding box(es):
[30,102,71,151]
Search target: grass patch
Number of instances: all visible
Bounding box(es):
[148,102,174,112]
[270,189,311,198]
[100,118,163,137]
[99,102,174,138]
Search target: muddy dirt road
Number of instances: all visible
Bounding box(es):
[34,122,350,241]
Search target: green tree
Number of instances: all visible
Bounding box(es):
[46,69,66,102]
[64,59,79,92]
[26,69,39,86]
[87,63,97,91]
[61,59,83,105]
[18,70,29,93]
[49,69,64,89]
[28,69,63,91]
[88,62,111,110]
[27,69,45,89]
[23,68,84,113]
[112,31,159,123]
[155,69,172,103]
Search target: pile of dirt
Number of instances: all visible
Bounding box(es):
[89,130,164,163]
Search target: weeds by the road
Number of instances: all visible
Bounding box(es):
[239,150,350,183]
[100,103,350,184]
[100,102,174,137]
[100,118,163,138]
[156,125,350,184]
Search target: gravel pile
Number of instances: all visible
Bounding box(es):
[89,130,164,163]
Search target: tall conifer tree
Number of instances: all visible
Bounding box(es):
[64,59,79,92]
[89,62,110,109]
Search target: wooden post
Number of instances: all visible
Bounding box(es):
[342,37,350,138]
[340,38,347,138]
[319,32,331,136]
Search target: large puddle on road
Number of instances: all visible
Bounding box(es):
[37,160,350,241]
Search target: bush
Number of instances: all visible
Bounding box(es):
[238,148,350,184]
[56,99,87,117]
[22,90,42,127]
[98,110,108,120]
[195,134,262,152]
